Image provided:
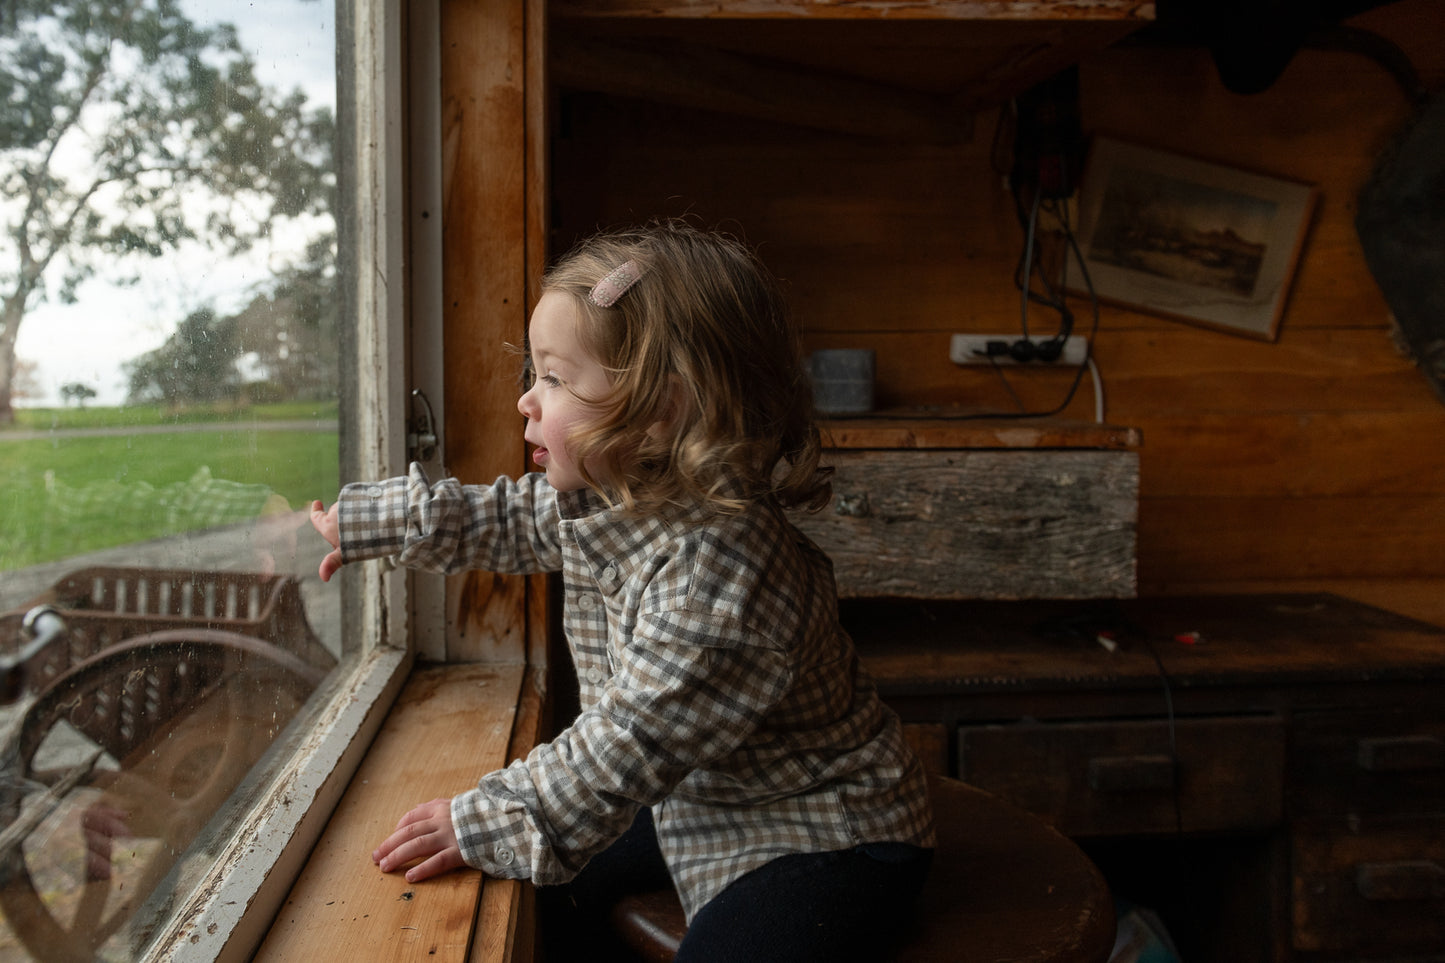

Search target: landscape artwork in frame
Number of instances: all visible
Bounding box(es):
[1074,138,1318,340]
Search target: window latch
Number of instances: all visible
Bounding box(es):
[407,388,439,463]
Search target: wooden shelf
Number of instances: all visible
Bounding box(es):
[819,414,1141,450]
[793,417,1140,599]
[549,3,1153,140]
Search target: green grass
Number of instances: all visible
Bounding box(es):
[6,400,339,432]
[1,409,339,571]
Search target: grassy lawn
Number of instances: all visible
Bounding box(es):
[1,404,339,571]
[5,400,338,432]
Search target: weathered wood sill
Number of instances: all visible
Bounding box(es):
[254,662,543,963]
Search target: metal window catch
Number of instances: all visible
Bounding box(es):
[407,389,439,463]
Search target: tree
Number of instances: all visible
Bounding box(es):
[59,380,97,407]
[230,236,339,402]
[10,356,40,402]
[0,0,335,424]
[124,235,337,407]
[123,307,241,406]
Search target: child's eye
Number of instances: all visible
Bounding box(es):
[540,372,563,388]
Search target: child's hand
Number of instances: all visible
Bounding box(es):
[81,802,130,881]
[310,499,344,582]
[372,798,466,883]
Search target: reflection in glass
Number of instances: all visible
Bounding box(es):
[0,1,340,958]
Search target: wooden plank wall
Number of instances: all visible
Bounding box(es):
[439,0,551,667]
[547,0,1445,610]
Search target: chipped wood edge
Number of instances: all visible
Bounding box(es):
[150,645,413,962]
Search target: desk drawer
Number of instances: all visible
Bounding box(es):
[787,449,1136,599]
[958,715,1284,837]
[1291,709,1445,819]
[1293,815,1445,955]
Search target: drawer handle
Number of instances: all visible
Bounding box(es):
[834,492,871,518]
[1355,860,1445,901]
[1356,735,1445,772]
[1087,754,1175,792]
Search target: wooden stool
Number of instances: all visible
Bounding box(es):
[610,774,1116,962]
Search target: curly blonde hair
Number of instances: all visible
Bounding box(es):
[539,221,830,516]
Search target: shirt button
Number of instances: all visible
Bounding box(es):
[601,564,618,585]
[585,666,606,685]
[367,486,383,498]
[577,594,596,611]
[495,847,515,866]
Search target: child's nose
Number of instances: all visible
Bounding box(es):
[517,386,537,419]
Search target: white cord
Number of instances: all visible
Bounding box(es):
[1087,356,1105,423]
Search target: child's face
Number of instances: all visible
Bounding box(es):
[518,292,611,492]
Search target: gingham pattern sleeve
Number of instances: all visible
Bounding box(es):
[336,464,563,575]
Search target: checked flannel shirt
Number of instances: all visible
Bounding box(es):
[337,464,936,920]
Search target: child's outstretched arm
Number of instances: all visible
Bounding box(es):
[313,468,564,580]
[372,798,465,883]
[310,499,344,582]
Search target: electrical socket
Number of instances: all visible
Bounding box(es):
[950,334,1089,366]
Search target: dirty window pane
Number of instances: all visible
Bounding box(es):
[0,1,345,959]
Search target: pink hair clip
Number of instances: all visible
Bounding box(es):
[587,260,644,308]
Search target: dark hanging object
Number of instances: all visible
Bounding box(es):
[1155,0,1405,95]
[1356,95,1445,405]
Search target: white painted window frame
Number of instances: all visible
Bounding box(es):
[142,0,441,958]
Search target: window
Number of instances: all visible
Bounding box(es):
[0,1,419,959]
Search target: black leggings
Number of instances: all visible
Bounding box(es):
[540,808,933,963]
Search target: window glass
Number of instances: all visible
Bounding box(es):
[0,1,347,958]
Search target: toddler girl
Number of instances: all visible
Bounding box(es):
[311,221,934,961]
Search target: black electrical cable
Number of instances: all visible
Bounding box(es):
[1142,634,1186,838]
[880,190,1100,422]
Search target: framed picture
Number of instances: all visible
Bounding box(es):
[1073,137,1318,340]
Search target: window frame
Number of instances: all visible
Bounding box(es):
[142,0,426,957]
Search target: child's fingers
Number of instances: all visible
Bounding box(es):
[373,799,460,877]
[373,833,426,873]
[373,827,453,876]
[402,848,466,883]
[310,500,339,543]
[372,799,445,863]
[318,548,344,583]
[395,798,451,830]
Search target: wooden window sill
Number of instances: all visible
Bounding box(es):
[254,661,544,963]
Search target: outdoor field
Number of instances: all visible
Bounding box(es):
[0,403,339,572]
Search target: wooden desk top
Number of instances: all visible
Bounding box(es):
[849,594,1445,695]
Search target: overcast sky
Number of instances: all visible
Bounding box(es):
[13,0,335,407]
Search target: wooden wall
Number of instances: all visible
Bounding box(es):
[547,0,1445,620]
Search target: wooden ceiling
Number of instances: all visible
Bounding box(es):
[549,3,1153,141]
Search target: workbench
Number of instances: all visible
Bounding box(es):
[849,592,1445,962]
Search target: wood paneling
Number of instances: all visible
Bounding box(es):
[549,0,1445,596]
[440,0,538,662]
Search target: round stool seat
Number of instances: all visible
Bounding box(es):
[609,774,1115,962]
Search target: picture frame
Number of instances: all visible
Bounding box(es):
[1072,137,1318,341]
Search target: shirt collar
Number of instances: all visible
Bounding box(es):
[555,486,608,520]
[556,486,722,581]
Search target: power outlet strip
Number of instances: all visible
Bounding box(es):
[950,334,1089,366]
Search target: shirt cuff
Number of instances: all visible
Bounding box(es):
[336,473,413,563]
[451,788,534,880]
